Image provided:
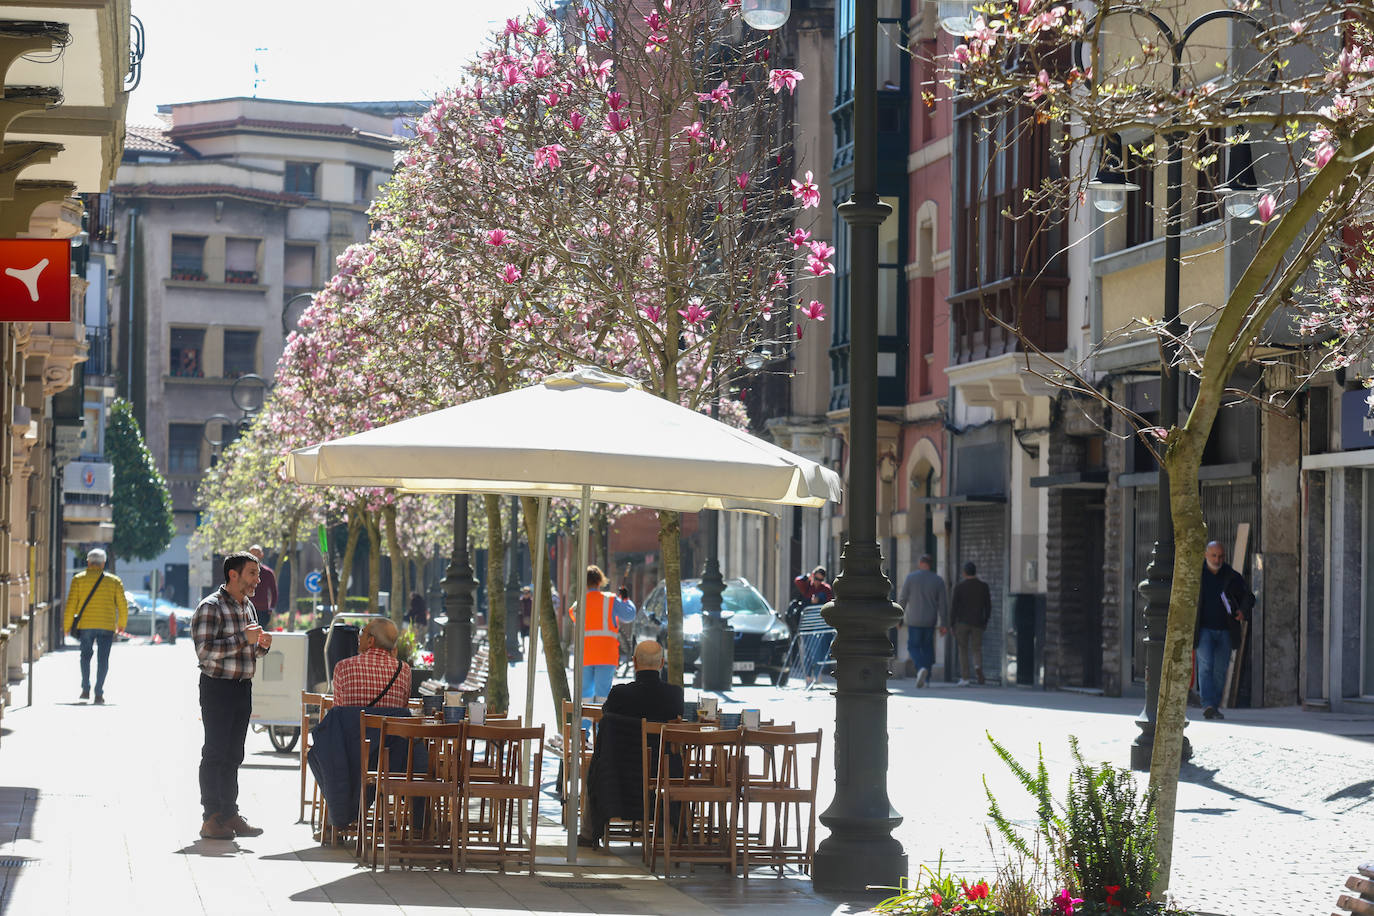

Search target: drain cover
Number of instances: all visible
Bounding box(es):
[0,858,33,869]
[540,880,626,890]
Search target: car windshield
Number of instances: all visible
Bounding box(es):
[681,582,772,617]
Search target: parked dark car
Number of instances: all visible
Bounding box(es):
[636,577,792,685]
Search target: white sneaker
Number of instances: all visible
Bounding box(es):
[915,667,929,688]
[956,678,970,686]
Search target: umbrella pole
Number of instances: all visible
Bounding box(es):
[568,485,591,863]
[524,497,548,829]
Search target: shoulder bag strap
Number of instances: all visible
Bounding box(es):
[71,571,107,630]
[365,661,405,708]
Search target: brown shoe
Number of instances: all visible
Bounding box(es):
[223,814,264,837]
[200,815,233,840]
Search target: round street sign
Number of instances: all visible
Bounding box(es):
[304,570,323,595]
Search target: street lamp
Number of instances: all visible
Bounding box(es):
[1088,134,1140,215]
[1079,7,1265,771]
[741,0,790,30]
[745,0,907,892]
[283,291,315,336]
[1217,139,1260,219]
[441,493,477,685]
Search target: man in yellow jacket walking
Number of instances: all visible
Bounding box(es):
[63,548,128,704]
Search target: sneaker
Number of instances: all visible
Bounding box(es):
[79,688,89,700]
[200,815,234,840]
[575,835,601,849]
[1202,706,1218,720]
[956,678,970,686]
[1211,707,1225,720]
[93,694,105,705]
[915,667,929,688]
[223,814,264,837]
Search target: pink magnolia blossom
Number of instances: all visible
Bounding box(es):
[606,91,626,111]
[486,228,510,246]
[770,270,788,289]
[767,69,804,95]
[736,171,750,190]
[788,228,813,248]
[644,10,665,30]
[592,58,613,88]
[682,121,704,142]
[1026,69,1054,102]
[542,90,561,107]
[801,300,827,320]
[501,264,522,284]
[604,111,631,132]
[1313,143,1336,169]
[806,255,835,277]
[1018,0,1034,14]
[642,304,663,322]
[501,64,526,87]
[679,301,711,325]
[1257,193,1277,224]
[532,54,553,78]
[594,25,609,42]
[505,17,524,36]
[534,144,566,170]
[807,239,835,260]
[953,44,971,65]
[1288,19,1305,36]
[533,18,551,37]
[568,110,586,131]
[790,171,821,208]
[697,80,733,109]
[488,116,507,134]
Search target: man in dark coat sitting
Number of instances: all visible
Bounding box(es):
[578,639,683,848]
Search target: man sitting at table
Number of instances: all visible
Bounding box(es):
[331,618,410,708]
[577,639,683,848]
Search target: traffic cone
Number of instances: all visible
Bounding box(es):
[152,632,162,644]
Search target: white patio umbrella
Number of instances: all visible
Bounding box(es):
[285,366,841,859]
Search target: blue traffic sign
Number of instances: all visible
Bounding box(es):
[304,570,323,595]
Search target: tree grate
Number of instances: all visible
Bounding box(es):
[0,858,33,868]
[540,880,625,890]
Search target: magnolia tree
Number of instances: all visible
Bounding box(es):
[946,0,1374,893]
[345,0,818,693]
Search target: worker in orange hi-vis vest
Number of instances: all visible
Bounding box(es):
[570,565,636,702]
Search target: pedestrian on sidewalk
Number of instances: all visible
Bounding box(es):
[950,562,991,685]
[63,548,128,704]
[898,554,947,688]
[246,545,277,630]
[1195,540,1253,721]
[793,566,834,606]
[570,565,635,702]
[192,551,271,840]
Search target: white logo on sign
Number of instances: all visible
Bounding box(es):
[4,258,48,301]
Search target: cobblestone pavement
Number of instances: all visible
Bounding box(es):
[0,639,1368,915]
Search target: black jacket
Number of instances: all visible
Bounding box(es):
[307,705,419,828]
[1194,562,1254,651]
[602,669,684,722]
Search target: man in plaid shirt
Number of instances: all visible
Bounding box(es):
[192,552,271,840]
[331,618,410,708]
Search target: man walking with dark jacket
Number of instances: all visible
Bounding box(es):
[1195,541,1253,720]
[898,554,947,687]
[950,562,992,685]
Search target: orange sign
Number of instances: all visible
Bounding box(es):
[0,239,72,322]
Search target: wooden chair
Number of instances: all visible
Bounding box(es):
[372,719,465,871]
[654,726,743,875]
[356,712,388,861]
[559,700,601,825]
[738,728,822,876]
[300,691,328,825]
[457,725,544,873]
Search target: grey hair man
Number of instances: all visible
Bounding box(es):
[64,547,128,704]
[330,616,410,709]
[898,554,948,687]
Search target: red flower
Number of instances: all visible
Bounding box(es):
[930,891,943,907]
[961,879,990,901]
[1104,885,1123,909]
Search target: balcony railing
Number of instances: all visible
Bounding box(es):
[84,325,112,376]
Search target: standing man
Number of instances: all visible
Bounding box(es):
[898,554,948,688]
[793,566,834,605]
[192,551,271,840]
[247,545,277,630]
[1195,540,1253,720]
[63,548,128,704]
[571,565,635,702]
[950,562,992,686]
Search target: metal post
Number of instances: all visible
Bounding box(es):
[698,504,733,691]
[505,495,523,662]
[523,497,549,779]
[567,485,591,863]
[812,0,907,892]
[1132,48,1191,768]
[442,493,476,685]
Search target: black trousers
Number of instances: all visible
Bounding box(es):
[199,674,252,820]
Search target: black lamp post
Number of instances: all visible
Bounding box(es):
[505,495,523,663]
[743,0,907,891]
[442,493,477,684]
[1079,9,1264,770]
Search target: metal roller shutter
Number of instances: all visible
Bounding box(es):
[956,504,1007,682]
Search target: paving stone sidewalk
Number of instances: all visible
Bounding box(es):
[1,638,1369,915]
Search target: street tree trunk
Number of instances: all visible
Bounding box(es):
[658,510,684,686]
[383,503,405,624]
[365,512,382,612]
[484,494,509,715]
[339,509,363,605]
[521,495,568,709]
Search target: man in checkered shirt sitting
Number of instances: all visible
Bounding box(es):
[331,618,411,708]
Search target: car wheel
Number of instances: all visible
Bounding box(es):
[770,668,789,687]
[738,671,758,686]
[268,726,300,753]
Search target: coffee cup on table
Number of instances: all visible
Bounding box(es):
[469,701,486,726]
[742,709,761,730]
[700,697,719,720]
[444,690,466,723]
